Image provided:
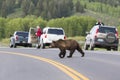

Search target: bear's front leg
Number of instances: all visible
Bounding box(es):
[67,49,75,58]
[59,49,66,58]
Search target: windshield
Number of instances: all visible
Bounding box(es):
[16,32,28,37]
[48,29,64,35]
[98,27,116,33]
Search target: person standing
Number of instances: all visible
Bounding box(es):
[35,26,42,46]
[95,20,104,26]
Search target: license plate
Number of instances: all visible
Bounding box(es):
[22,41,26,43]
[98,39,104,42]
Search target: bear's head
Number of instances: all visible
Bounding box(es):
[49,41,57,48]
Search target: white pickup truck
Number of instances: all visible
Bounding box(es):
[28,27,66,49]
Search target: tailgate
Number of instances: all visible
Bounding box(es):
[47,34,64,41]
[18,36,28,42]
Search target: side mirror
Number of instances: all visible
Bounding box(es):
[86,32,90,34]
[10,34,13,37]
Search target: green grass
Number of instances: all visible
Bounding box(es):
[7,8,24,18]
[74,9,120,27]
[67,36,85,41]
[0,38,9,47]
[0,37,119,51]
[0,36,85,47]
[67,36,85,47]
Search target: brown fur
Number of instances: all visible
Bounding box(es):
[50,39,85,58]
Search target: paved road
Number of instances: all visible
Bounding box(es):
[0,47,120,80]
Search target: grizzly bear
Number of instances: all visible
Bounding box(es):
[49,39,85,58]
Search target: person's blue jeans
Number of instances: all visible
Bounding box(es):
[37,36,40,44]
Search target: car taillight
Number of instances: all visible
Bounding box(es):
[45,35,47,38]
[95,28,99,38]
[64,36,66,40]
[15,35,18,40]
[115,30,119,38]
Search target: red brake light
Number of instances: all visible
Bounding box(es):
[116,31,119,38]
[45,35,47,38]
[64,36,66,40]
[95,28,99,38]
[15,35,18,40]
[96,28,99,34]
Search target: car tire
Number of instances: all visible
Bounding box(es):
[10,44,13,48]
[9,40,14,48]
[84,42,89,50]
[89,40,94,50]
[10,41,13,48]
[13,44,17,48]
[29,44,32,47]
[107,47,111,51]
[35,44,40,49]
[113,47,118,51]
[41,40,45,49]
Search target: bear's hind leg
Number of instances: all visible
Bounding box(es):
[77,45,85,57]
[67,49,75,58]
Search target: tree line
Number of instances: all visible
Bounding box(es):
[0,0,84,19]
[88,0,120,7]
[0,0,120,40]
[1,0,120,19]
[79,0,120,17]
[0,16,120,40]
[0,16,96,40]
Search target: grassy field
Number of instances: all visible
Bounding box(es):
[0,38,10,47]
[67,36,85,41]
[0,37,119,51]
[74,10,120,27]
[0,36,85,47]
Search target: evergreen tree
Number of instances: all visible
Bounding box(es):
[28,2,35,15]
[6,0,16,13]
[1,1,7,17]
[21,0,31,16]
[75,0,84,13]
[31,0,39,6]
[35,0,43,16]
[16,0,23,8]
[55,0,74,18]
[0,0,4,15]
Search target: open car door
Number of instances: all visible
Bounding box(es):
[28,27,38,46]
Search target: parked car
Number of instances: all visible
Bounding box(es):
[40,27,66,49]
[84,25,119,51]
[10,31,32,48]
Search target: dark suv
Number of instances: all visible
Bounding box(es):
[10,31,32,48]
[84,25,119,51]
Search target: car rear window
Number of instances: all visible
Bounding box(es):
[98,27,116,33]
[48,29,64,35]
[16,32,28,37]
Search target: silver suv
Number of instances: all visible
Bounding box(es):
[84,25,119,51]
[10,31,32,48]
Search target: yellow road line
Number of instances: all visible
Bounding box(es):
[0,51,89,80]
